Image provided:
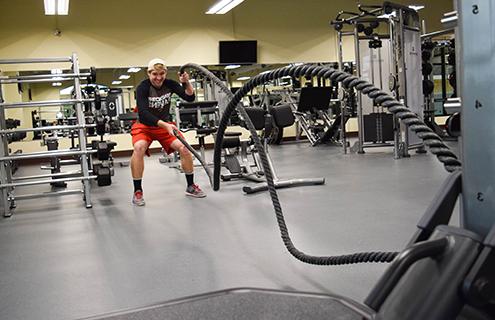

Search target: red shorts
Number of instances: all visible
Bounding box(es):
[131,122,184,155]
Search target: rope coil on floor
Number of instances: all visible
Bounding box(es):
[181,63,461,266]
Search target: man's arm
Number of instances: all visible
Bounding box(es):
[169,73,195,102]
[180,72,194,96]
[136,82,161,126]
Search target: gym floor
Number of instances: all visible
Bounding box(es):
[0,141,458,320]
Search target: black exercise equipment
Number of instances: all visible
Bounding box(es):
[89,111,117,185]
[266,103,294,144]
[422,41,436,51]
[90,139,116,161]
[220,123,264,184]
[298,87,333,112]
[87,67,97,84]
[368,37,382,49]
[96,141,111,160]
[295,87,348,146]
[333,21,343,31]
[85,116,95,136]
[422,79,435,95]
[446,112,461,137]
[363,113,394,143]
[95,116,106,136]
[5,118,26,143]
[45,138,67,188]
[422,62,433,76]
[90,139,115,186]
[356,23,365,33]
[93,163,112,187]
[94,91,102,110]
[364,26,374,36]
[174,100,219,168]
[421,50,431,61]
[177,100,218,129]
[5,118,20,128]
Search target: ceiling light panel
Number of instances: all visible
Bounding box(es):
[206,0,245,14]
[44,0,69,15]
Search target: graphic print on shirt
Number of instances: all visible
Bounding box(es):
[148,92,172,109]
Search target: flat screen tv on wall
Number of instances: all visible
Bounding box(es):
[219,40,257,65]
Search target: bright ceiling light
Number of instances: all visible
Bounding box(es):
[206,0,245,14]
[44,0,69,15]
[112,81,122,85]
[237,76,250,81]
[225,64,241,70]
[217,0,245,14]
[378,11,397,18]
[127,67,141,73]
[409,5,425,11]
[57,0,69,14]
[44,0,56,14]
[52,82,62,87]
[119,75,131,80]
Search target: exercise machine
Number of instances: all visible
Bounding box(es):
[332,2,425,158]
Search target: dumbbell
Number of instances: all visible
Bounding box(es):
[94,91,102,110]
[332,21,343,31]
[422,62,433,76]
[422,50,432,61]
[96,163,112,186]
[369,38,382,49]
[364,26,374,36]
[422,79,435,96]
[95,116,106,136]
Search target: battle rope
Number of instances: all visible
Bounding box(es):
[181,63,461,265]
[173,129,213,187]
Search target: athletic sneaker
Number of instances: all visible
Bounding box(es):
[185,184,206,198]
[132,190,145,206]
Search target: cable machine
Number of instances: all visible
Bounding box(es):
[332,2,425,158]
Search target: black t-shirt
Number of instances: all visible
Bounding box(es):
[136,78,195,126]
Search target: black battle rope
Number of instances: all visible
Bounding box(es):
[182,63,461,266]
[173,129,213,187]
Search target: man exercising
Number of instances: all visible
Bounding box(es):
[131,58,206,206]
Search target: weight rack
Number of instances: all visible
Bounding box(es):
[0,53,95,217]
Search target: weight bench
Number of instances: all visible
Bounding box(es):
[221,130,265,183]
[294,87,343,146]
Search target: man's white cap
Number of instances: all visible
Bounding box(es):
[147,58,167,71]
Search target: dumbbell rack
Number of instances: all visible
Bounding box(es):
[0,53,96,217]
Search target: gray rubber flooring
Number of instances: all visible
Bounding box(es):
[0,141,458,320]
